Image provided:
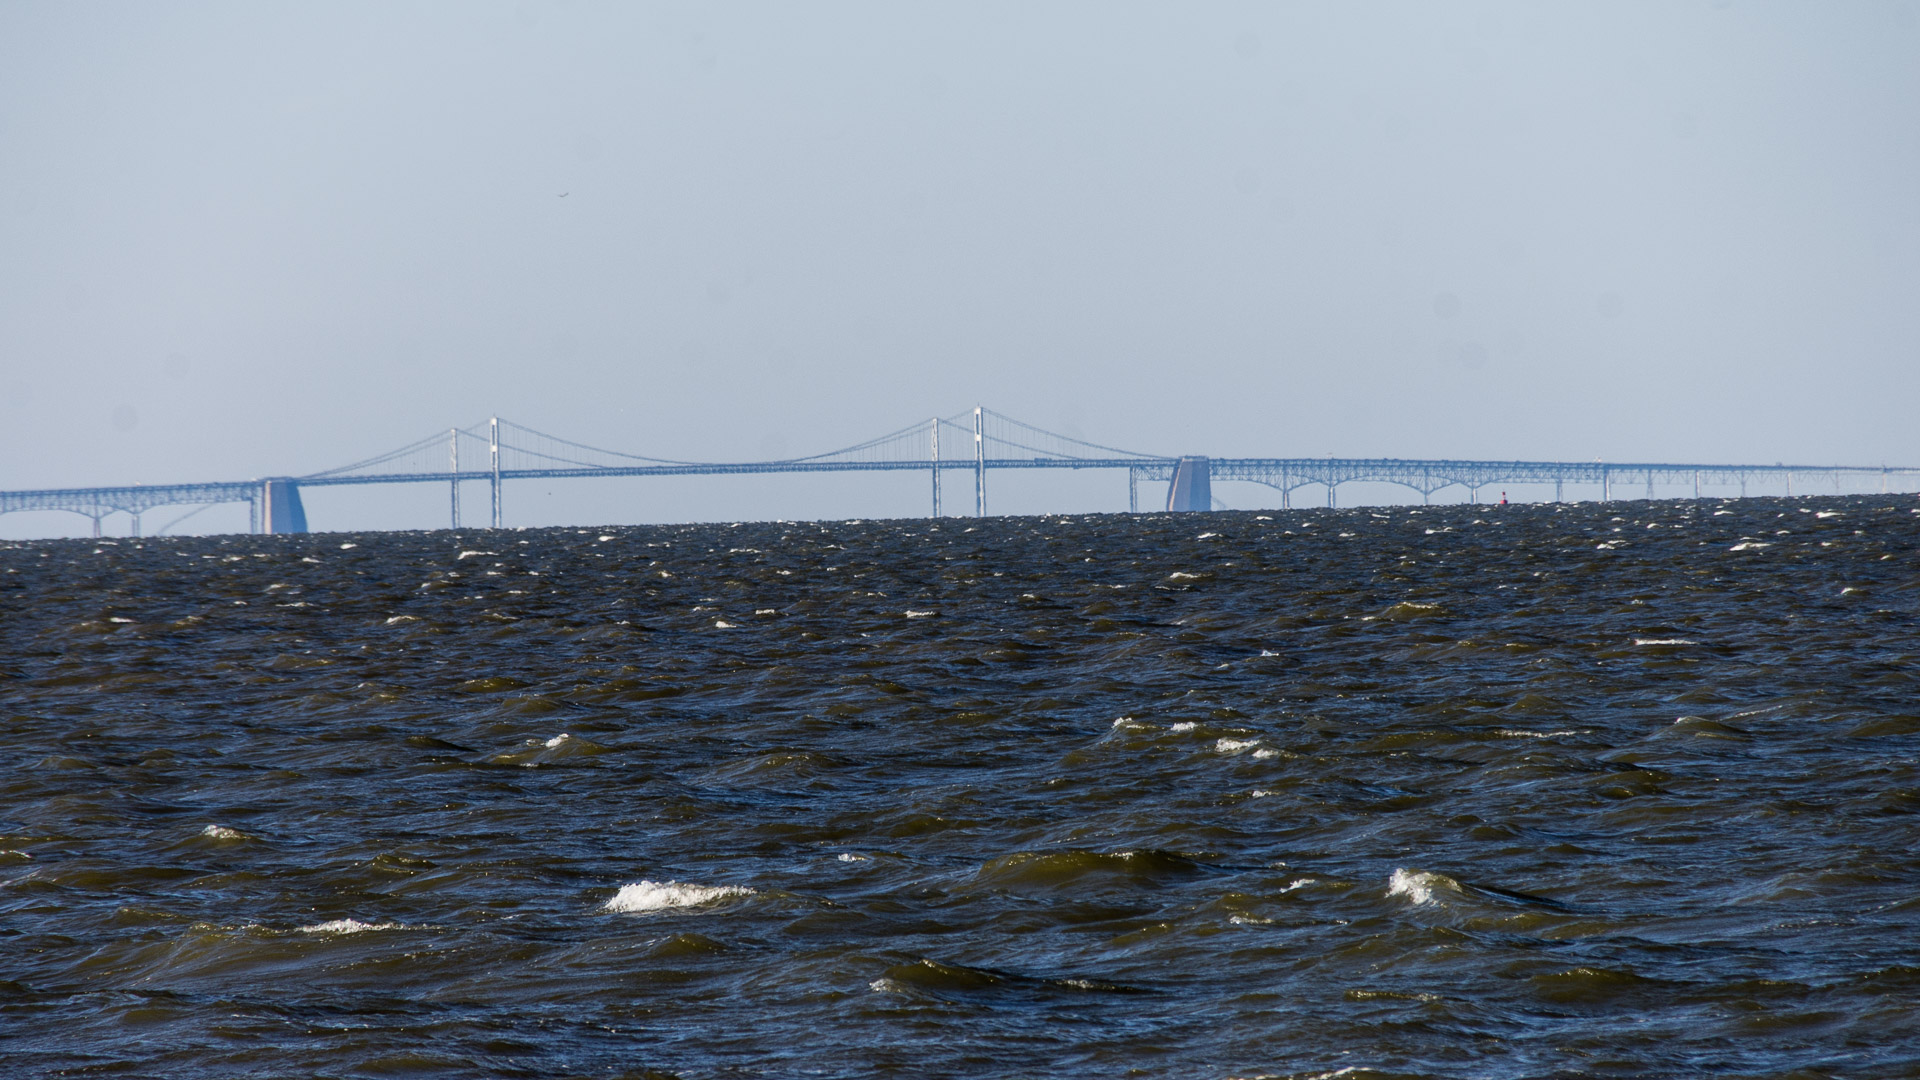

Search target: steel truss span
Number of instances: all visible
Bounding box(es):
[3,408,1915,535]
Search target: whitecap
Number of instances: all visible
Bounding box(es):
[1215,738,1258,753]
[904,610,936,618]
[1167,571,1201,580]
[200,824,246,841]
[597,535,616,542]
[1251,748,1280,759]
[544,733,571,748]
[837,853,868,862]
[301,918,403,934]
[713,620,736,629]
[604,880,754,913]
[1633,638,1697,646]
[1169,722,1197,733]
[1388,868,1449,906]
[1728,541,1770,551]
[456,550,495,560]
[1196,532,1220,540]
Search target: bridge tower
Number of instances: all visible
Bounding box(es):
[490,416,502,528]
[973,407,986,517]
[930,417,941,517]
[449,428,461,529]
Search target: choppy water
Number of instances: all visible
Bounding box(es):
[5,497,1919,1078]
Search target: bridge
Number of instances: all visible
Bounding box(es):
[3,407,1914,536]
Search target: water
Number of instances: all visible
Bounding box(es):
[5,497,1918,1078]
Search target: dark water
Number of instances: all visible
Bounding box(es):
[5,497,1919,1078]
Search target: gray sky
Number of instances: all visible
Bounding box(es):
[3,1,1917,535]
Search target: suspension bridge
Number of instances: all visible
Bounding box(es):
[3,407,1914,536]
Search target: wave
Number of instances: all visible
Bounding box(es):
[975,849,1207,892]
[869,957,1144,1001]
[1387,868,1458,906]
[299,918,404,934]
[1389,868,1568,910]
[604,880,754,913]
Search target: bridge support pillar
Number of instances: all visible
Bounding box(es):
[1166,456,1211,512]
[262,479,308,534]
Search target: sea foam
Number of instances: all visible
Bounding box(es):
[604,880,754,913]
[1388,868,1454,906]
[300,918,402,934]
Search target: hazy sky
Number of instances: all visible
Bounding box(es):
[3,1,1916,535]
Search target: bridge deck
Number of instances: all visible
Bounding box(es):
[4,407,1914,533]
[5,456,1911,522]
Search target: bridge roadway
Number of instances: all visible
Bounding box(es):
[5,454,1913,536]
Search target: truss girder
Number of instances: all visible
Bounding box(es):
[0,482,259,519]
[1197,460,1916,498]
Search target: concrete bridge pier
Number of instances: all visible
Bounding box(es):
[261,479,308,534]
[1166,456,1211,512]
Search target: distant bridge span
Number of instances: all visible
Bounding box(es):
[3,408,1913,536]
